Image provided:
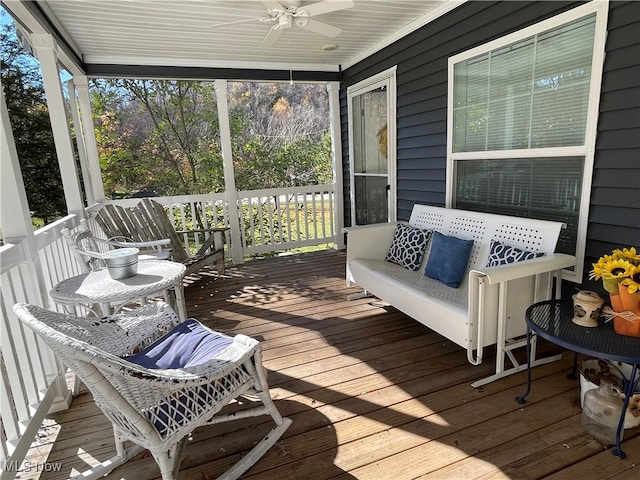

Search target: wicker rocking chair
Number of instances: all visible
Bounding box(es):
[13,302,291,480]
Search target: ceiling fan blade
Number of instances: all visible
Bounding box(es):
[212,17,269,28]
[261,0,286,13]
[301,18,342,38]
[260,25,284,48]
[302,0,355,17]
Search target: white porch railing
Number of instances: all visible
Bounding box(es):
[237,184,336,256]
[0,184,338,478]
[0,215,80,479]
[107,184,337,259]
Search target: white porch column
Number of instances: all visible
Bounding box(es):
[215,79,244,265]
[66,79,94,206]
[73,75,105,205]
[1,90,41,258]
[327,81,345,249]
[30,33,84,215]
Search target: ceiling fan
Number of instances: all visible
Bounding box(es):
[214,0,355,48]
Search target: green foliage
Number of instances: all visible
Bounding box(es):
[90,79,333,198]
[229,82,332,190]
[91,79,223,196]
[1,21,66,223]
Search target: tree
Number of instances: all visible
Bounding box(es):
[228,82,332,190]
[1,21,66,224]
[91,79,223,196]
[90,79,333,197]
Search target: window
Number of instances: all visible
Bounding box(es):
[447,2,609,281]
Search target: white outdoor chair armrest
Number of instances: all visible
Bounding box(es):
[104,237,172,249]
[470,253,576,285]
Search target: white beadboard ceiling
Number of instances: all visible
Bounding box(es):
[8,0,463,72]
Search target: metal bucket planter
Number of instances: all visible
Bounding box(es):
[103,248,139,279]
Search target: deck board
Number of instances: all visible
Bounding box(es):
[18,249,639,479]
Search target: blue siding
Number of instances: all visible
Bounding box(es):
[341,1,640,286]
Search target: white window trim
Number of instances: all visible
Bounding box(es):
[347,65,397,225]
[446,0,609,282]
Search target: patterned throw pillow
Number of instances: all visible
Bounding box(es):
[385,223,432,270]
[485,240,544,267]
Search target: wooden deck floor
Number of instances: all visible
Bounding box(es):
[20,249,639,480]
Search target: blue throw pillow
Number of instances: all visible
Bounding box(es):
[485,240,544,267]
[424,231,474,288]
[385,223,432,271]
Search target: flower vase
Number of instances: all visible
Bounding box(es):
[609,292,624,312]
[619,283,640,314]
[613,283,640,337]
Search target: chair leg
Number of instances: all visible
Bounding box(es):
[69,444,145,480]
[211,351,291,479]
[215,257,225,275]
[149,436,189,480]
[171,437,189,478]
[153,453,175,480]
[113,426,126,459]
[217,417,292,480]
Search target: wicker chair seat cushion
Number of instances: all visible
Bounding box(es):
[124,318,233,369]
[125,319,245,434]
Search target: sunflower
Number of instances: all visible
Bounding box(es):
[613,247,640,263]
[601,259,635,279]
[621,265,640,294]
[589,254,616,280]
[590,247,640,294]
[626,394,640,419]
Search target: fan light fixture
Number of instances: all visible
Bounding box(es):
[213,1,354,48]
[277,13,293,29]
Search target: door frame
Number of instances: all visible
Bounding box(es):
[347,66,397,225]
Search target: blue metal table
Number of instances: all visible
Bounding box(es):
[516,299,640,458]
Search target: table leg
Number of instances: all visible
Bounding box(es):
[568,351,579,380]
[100,302,111,317]
[612,363,639,459]
[174,283,187,321]
[516,327,533,404]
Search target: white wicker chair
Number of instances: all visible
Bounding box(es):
[13,301,291,480]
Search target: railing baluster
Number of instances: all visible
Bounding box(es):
[285,193,292,245]
[258,197,265,245]
[312,191,318,240]
[328,190,334,238]
[303,192,310,242]
[276,193,284,245]
[295,192,301,242]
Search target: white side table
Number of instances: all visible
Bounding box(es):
[50,260,187,321]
